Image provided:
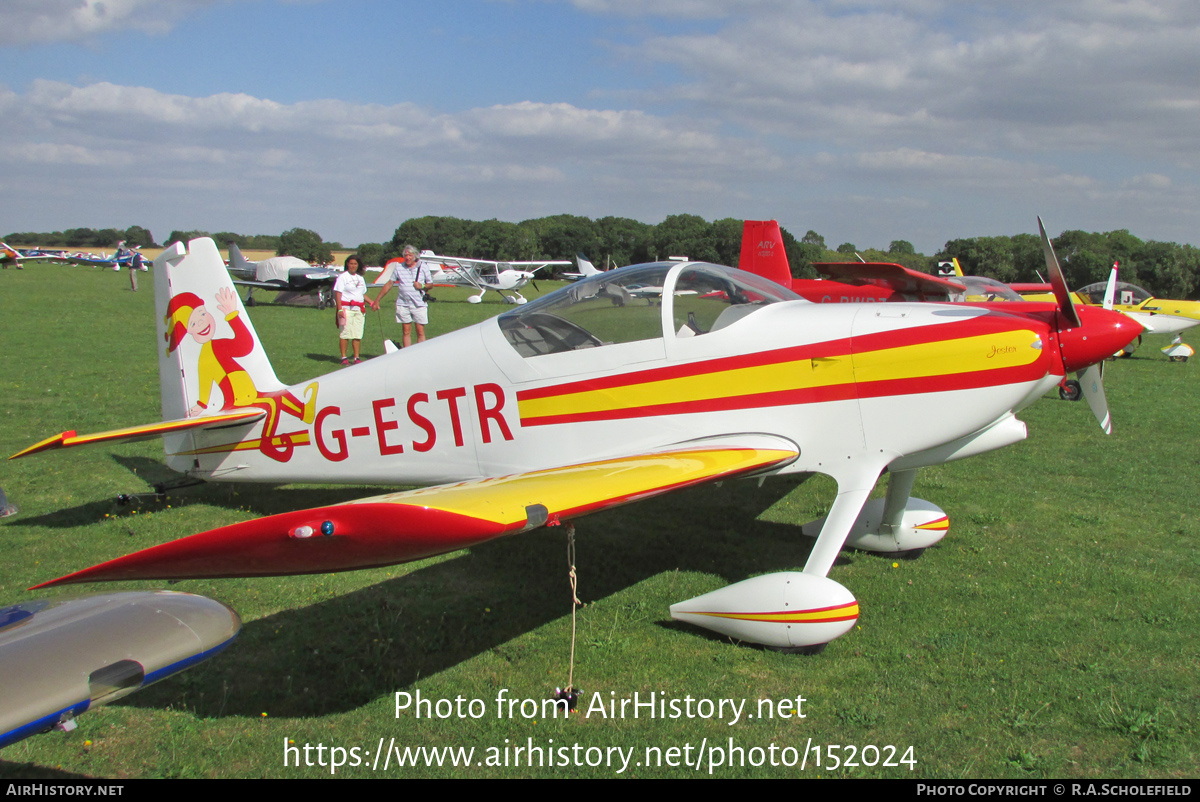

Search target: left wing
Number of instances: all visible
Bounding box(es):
[34,435,798,587]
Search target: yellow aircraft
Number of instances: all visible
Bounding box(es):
[943,257,1198,356]
[1022,262,1200,338]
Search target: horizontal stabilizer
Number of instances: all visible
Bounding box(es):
[812,262,966,295]
[230,279,290,290]
[34,435,798,586]
[10,409,266,459]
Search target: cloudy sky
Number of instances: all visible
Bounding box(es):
[3,0,1199,254]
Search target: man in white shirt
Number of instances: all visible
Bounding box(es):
[334,254,369,364]
[370,244,433,347]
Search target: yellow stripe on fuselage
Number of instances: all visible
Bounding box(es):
[519,354,854,420]
[519,330,1040,421]
[850,329,1038,383]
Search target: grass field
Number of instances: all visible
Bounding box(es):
[0,263,1196,779]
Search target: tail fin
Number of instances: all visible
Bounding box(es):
[156,238,287,422]
[227,242,254,278]
[576,253,600,277]
[13,240,302,468]
[936,258,965,278]
[738,220,793,290]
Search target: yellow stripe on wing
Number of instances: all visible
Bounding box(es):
[349,443,799,527]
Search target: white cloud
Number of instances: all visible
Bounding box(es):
[616,1,1200,164]
[1121,173,1172,190]
[0,80,784,244]
[5,142,131,166]
[5,1,1200,251]
[0,0,225,44]
[563,0,737,18]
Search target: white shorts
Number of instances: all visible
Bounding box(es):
[396,305,428,325]
[339,308,365,339]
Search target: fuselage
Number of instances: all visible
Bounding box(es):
[170,262,1133,489]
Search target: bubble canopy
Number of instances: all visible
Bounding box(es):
[955,275,1025,303]
[1076,281,1153,305]
[498,261,801,358]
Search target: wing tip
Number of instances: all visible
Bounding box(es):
[10,431,76,459]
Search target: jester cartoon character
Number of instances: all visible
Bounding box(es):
[165,286,317,462]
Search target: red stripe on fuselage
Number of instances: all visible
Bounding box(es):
[517,312,1036,403]
[521,361,1044,427]
[518,313,1048,426]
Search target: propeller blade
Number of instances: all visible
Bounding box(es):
[1038,216,1081,328]
[1039,220,1131,434]
[1102,261,1118,310]
[1078,364,1112,434]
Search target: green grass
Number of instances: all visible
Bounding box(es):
[1,263,1197,778]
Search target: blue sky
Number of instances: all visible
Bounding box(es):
[4,0,1200,255]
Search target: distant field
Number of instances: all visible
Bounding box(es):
[0,263,1196,779]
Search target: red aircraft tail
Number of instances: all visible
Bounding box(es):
[738,220,793,290]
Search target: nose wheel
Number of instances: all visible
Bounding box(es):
[1059,379,1082,401]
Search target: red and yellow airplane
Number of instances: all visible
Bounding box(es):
[738,220,968,303]
[12,221,1139,652]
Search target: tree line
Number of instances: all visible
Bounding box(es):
[377,214,1198,299]
[4,225,157,249]
[940,230,1199,299]
[2,226,345,264]
[8,216,1199,299]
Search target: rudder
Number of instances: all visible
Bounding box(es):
[155,238,300,469]
[738,220,793,290]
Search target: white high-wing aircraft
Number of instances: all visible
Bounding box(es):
[416,251,572,304]
[15,222,1139,652]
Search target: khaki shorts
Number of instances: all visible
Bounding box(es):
[339,308,365,339]
[396,305,428,325]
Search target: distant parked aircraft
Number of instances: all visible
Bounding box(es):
[417,251,571,304]
[227,244,340,308]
